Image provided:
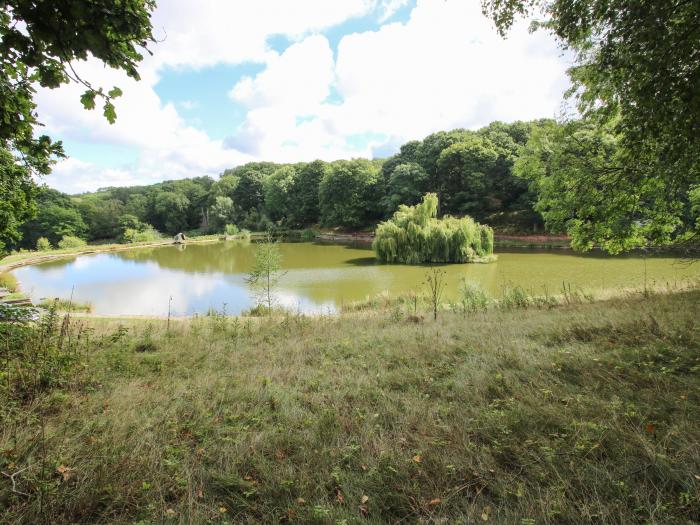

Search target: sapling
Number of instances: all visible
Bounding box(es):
[424,267,447,321]
[246,234,285,315]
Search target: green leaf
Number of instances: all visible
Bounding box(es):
[80,90,97,110]
[103,101,117,124]
[107,86,123,99]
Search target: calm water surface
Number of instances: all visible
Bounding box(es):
[11,241,698,316]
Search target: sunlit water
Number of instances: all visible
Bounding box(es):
[10,241,698,316]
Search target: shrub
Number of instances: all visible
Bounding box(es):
[57,235,87,249]
[36,237,52,251]
[459,279,491,313]
[424,267,447,320]
[121,228,139,243]
[122,226,161,243]
[301,229,316,241]
[500,284,531,310]
[0,272,18,292]
[373,193,495,264]
[133,227,161,243]
[224,224,239,236]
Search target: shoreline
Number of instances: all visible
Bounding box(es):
[0,237,223,273]
[4,235,696,318]
[39,278,700,322]
[1,232,571,273]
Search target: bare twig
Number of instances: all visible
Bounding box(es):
[2,465,31,496]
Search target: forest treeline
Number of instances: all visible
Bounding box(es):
[11,114,700,255]
[2,0,699,257]
[12,120,545,250]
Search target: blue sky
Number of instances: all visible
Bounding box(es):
[156,62,267,141]
[153,3,414,145]
[34,0,571,194]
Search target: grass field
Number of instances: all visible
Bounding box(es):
[1,289,699,524]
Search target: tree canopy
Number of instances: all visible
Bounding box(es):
[3,120,552,252]
[483,0,700,250]
[0,0,155,252]
[319,159,383,229]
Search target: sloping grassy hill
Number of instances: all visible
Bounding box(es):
[1,291,699,524]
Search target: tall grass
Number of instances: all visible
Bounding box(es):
[373,193,495,263]
[458,279,491,313]
[0,271,18,292]
[38,298,93,313]
[1,290,698,523]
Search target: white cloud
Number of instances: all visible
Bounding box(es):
[376,0,410,22]
[147,0,374,69]
[34,57,252,193]
[333,0,570,135]
[229,35,334,112]
[226,35,358,159]
[47,141,252,195]
[223,0,571,164]
[35,1,387,193]
[179,100,198,110]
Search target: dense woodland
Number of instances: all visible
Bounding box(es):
[2,0,700,257]
[9,113,700,256]
[12,120,546,250]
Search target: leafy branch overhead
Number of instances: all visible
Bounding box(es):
[0,0,156,251]
[482,0,700,251]
[80,86,124,124]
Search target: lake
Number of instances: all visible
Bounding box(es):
[10,241,698,316]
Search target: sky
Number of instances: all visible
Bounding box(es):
[34,0,572,195]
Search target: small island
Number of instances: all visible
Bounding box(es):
[373,193,495,264]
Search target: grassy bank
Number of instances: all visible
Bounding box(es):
[493,235,571,249]
[2,289,699,524]
[0,236,232,273]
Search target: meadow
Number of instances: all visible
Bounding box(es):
[1,286,699,524]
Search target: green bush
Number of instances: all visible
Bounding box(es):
[224,224,239,236]
[500,284,531,310]
[122,226,161,243]
[57,235,87,249]
[459,280,491,313]
[301,229,316,241]
[36,237,52,251]
[373,193,495,264]
[0,272,18,292]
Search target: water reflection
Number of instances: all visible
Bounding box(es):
[11,241,698,316]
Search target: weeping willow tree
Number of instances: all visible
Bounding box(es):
[373,193,495,264]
